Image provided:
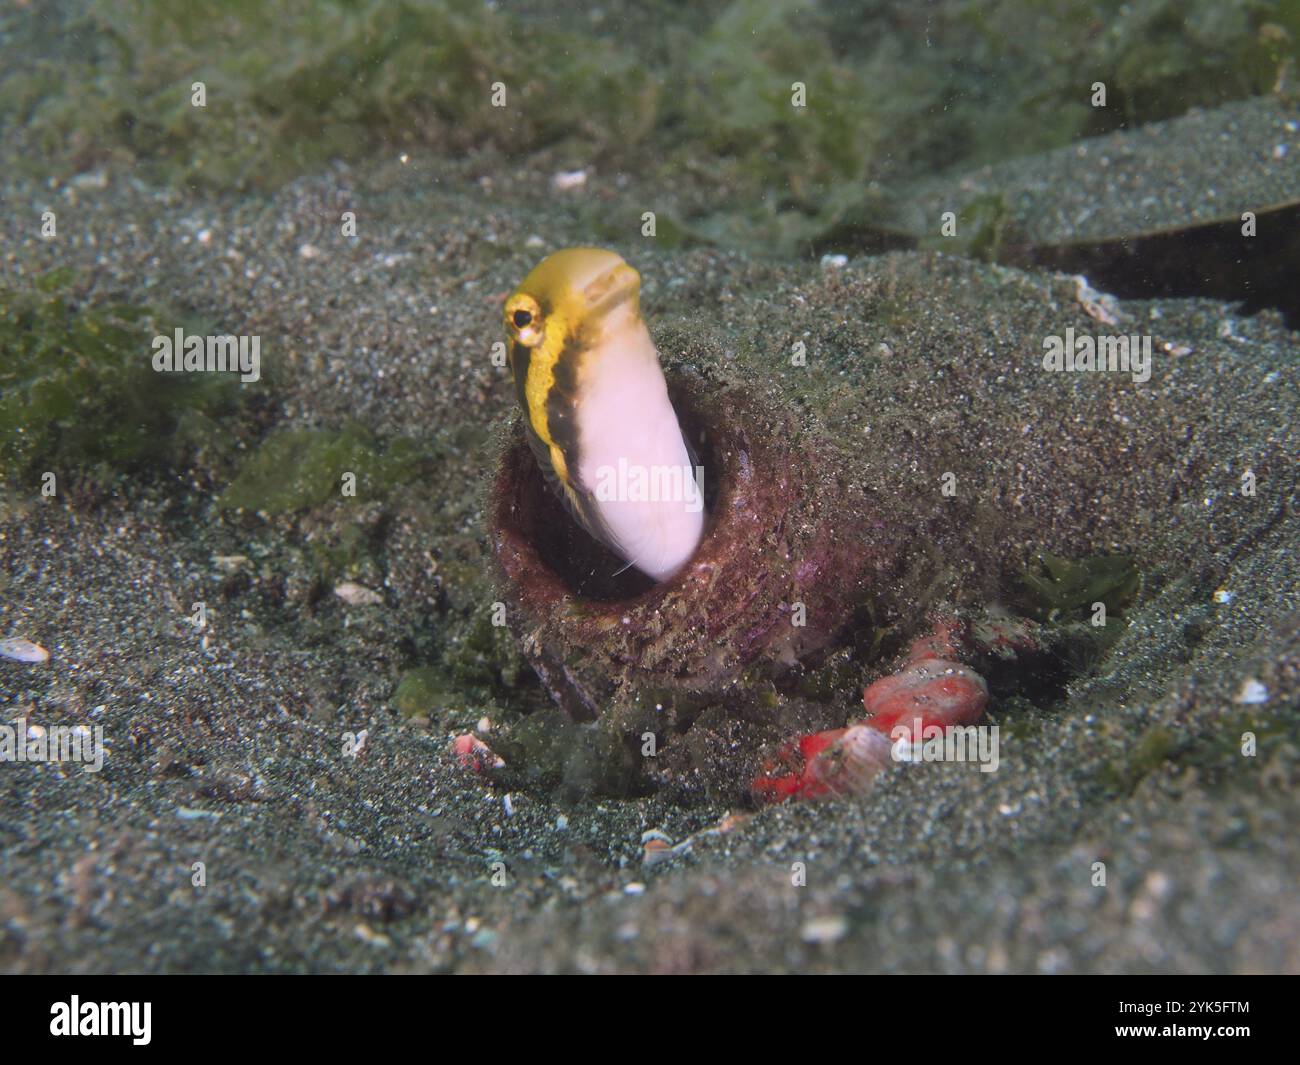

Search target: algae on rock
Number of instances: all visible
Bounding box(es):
[219,423,428,514]
[0,272,242,488]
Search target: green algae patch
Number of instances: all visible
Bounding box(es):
[937,1,1298,160]
[1017,553,1141,622]
[1,0,657,190]
[219,424,428,514]
[439,600,529,700]
[658,0,876,254]
[6,1,1296,264]
[1096,708,1290,800]
[1098,724,1182,796]
[307,514,383,586]
[392,666,457,723]
[679,0,873,176]
[0,273,241,486]
[1128,725,1178,776]
[491,707,653,799]
[1180,707,1294,790]
[917,193,1012,262]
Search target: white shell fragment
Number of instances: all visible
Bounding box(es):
[1073,275,1122,326]
[800,915,849,945]
[1234,679,1269,705]
[333,582,383,607]
[550,169,588,191]
[811,725,893,797]
[641,828,693,867]
[0,638,50,664]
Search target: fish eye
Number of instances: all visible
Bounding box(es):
[513,310,532,328]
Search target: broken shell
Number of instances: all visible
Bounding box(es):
[450,733,505,771]
[0,638,50,664]
[807,725,894,797]
[861,658,989,736]
[640,829,673,845]
[1234,679,1269,705]
[640,829,692,866]
[334,582,383,607]
[550,169,588,192]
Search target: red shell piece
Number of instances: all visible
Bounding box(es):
[449,733,502,773]
[861,658,989,738]
[903,618,969,663]
[752,727,844,802]
[751,725,893,804]
[753,615,996,804]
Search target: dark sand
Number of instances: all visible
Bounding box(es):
[1,141,1297,972]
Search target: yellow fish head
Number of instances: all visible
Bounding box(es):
[503,247,641,352]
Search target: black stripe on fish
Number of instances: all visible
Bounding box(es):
[545,336,584,488]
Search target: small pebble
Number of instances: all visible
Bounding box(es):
[354,924,392,948]
[800,915,848,945]
[176,806,223,821]
[333,582,383,606]
[551,169,588,191]
[69,169,109,189]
